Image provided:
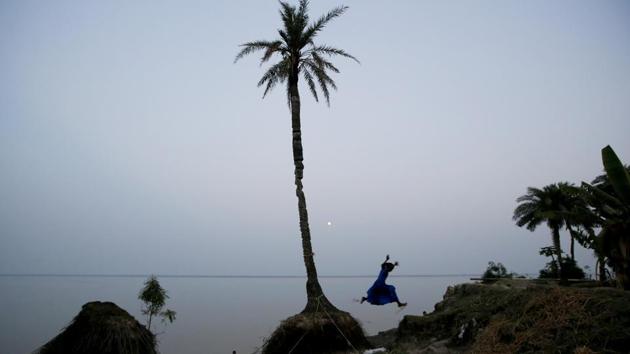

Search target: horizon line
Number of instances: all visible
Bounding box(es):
[0,273,485,278]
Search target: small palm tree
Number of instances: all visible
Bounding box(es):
[513,183,577,279]
[235,0,358,313]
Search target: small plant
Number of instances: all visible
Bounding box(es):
[138,275,176,331]
[482,261,513,280]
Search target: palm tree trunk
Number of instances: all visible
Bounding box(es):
[596,256,607,281]
[566,224,575,261]
[288,76,338,313]
[570,235,575,261]
[552,227,564,280]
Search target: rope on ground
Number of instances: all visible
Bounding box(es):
[287,331,308,354]
[254,296,361,354]
[317,295,360,354]
[288,296,321,354]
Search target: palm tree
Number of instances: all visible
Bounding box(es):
[235,0,358,313]
[513,182,577,279]
[559,183,596,261]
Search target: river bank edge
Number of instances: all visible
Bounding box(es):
[365,279,630,353]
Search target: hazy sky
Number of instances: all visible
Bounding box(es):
[1,0,629,276]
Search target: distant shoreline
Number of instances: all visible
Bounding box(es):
[0,273,482,279]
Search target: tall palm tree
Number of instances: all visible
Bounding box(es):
[235,0,357,313]
[513,182,577,279]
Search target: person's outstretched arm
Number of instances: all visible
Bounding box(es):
[384,255,399,266]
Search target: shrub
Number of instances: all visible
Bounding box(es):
[139,275,176,331]
[539,257,586,279]
[482,261,513,280]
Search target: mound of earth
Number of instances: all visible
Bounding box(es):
[263,310,370,354]
[37,301,156,354]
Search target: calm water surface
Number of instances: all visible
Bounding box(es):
[0,275,472,354]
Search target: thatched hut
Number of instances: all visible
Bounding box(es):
[37,301,156,354]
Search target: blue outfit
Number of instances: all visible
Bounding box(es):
[366,264,400,305]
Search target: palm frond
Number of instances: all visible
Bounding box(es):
[309,45,359,63]
[259,40,285,65]
[297,0,309,22]
[525,216,543,231]
[304,60,337,105]
[301,6,348,47]
[516,187,542,203]
[279,1,296,29]
[513,202,536,220]
[234,41,281,63]
[307,60,337,90]
[293,0,309,34]
[311,52,339,73]
[301,67,318,102]
[257,59,290,98]
[279,1,300,46]
[277,29,290,45]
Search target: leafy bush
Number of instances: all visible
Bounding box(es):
[539,257,586,279]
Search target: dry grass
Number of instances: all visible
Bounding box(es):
[471,287,626,353]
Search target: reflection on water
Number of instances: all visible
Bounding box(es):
[0,275,471,354]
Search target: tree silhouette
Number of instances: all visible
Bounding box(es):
[235,0,357,312]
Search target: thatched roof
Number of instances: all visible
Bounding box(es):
[37,301,157,354]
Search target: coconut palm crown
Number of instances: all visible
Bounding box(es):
[234,0,358,106]
[235,0,357,313]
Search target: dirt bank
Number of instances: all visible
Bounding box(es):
[368,280,630,353]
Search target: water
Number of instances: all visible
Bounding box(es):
[0,275,472,354]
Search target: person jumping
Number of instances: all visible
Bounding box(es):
[361,255,407,307]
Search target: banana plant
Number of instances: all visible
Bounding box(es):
[582,145,630,289]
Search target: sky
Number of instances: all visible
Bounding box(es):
[1,0,629,276]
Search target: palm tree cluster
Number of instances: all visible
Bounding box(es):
[514,145,630,289]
